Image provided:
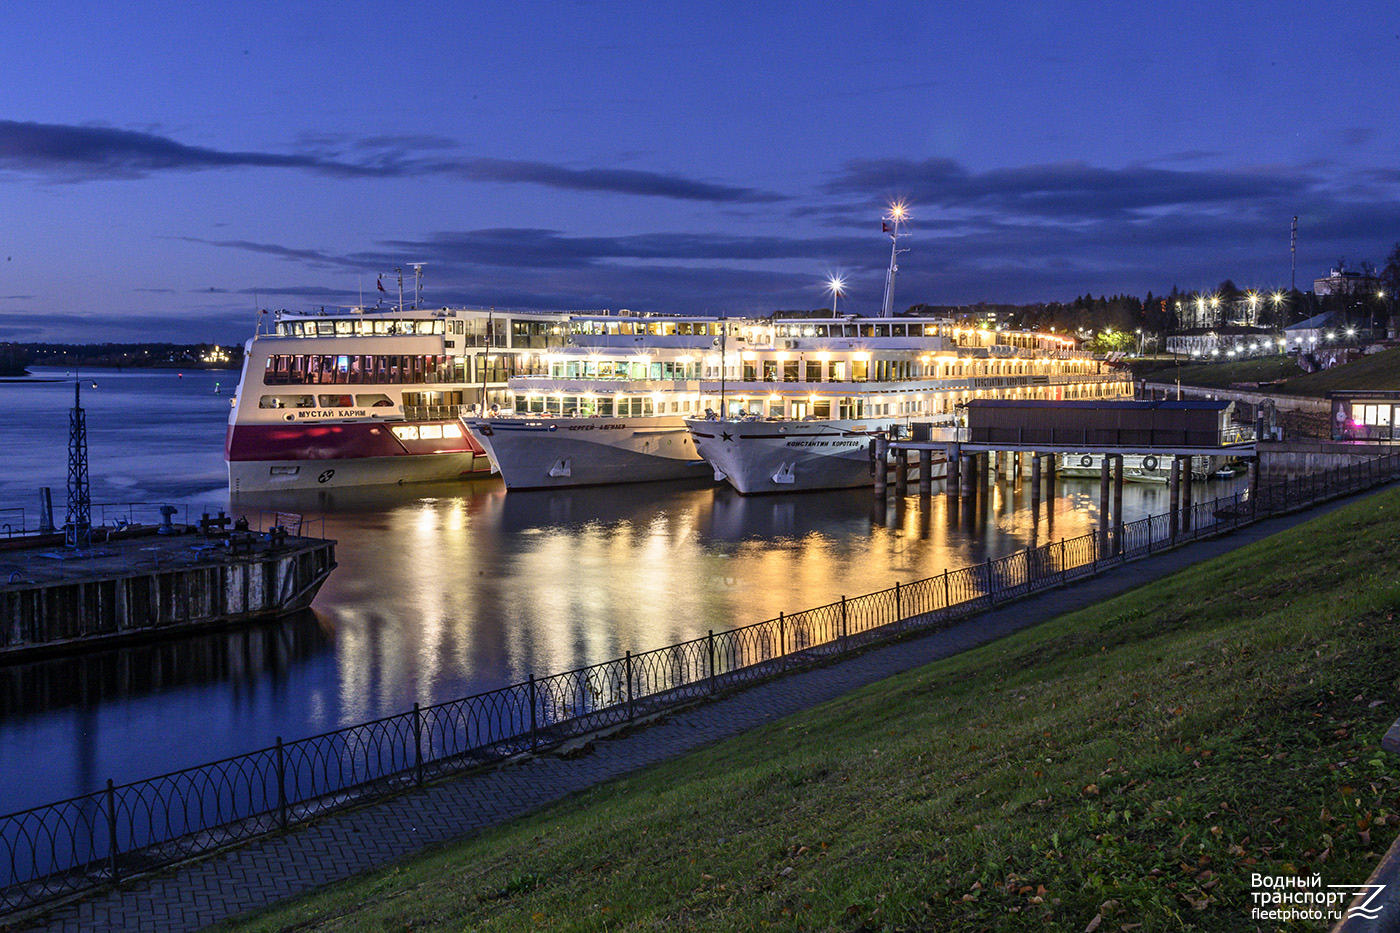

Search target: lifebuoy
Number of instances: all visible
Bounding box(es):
[1142,455,1159,471]
[1079,455,1093,467]
[479,424,494,436]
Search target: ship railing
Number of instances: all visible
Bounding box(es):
[4,453,1400,917]
[401,405,473,421]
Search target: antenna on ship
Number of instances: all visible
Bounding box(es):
[880,201,910,319]
[410,263,426,309]
[396,267,405,313]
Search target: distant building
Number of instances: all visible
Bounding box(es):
[1314,267,1379,297]
[1283,311,1340,350]
[1165,326,1280,359]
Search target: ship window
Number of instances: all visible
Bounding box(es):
[830,361,846,382]
[318,394,354,407]
[762,360,777,381]
[392,425,419,440]
[851,360,868,382]
[783,360,799,382]
[419,425,444,439]
[336,321,354,335]
[813,400,831,418]
[258,394,314,409]
[355,393,393,408]
[442,423,462,438]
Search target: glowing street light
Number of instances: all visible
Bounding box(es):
[826,275,846,315]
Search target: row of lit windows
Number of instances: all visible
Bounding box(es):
[263,354,535,386]
[541,356,1097,384]
[511,380,1129,420]
[277,318,458,337]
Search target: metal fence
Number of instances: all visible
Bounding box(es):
[3,454,1399,915]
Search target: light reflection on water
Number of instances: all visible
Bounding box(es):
[0,369,1245,812]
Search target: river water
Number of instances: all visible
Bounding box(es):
[0,368,1241,814]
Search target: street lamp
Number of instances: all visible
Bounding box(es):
[826,275,846,315]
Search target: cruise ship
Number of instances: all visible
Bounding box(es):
[225,281,578,493]
[463,316,755,489]
[686,323,1132,494]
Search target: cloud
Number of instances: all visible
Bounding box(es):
[0,120,366,180]
[825,157,1310,220]
[436,158,785,203]
[0,121,784,202]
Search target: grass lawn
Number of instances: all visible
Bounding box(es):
[1136,346,1400,397]
[222,489,1400,932]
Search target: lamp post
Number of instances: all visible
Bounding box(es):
[827,275,845,316]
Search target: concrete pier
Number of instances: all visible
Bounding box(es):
[0,524,336,658]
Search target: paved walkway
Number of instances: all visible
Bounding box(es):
[12,494,1375,932]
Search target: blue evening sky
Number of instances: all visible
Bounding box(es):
[2,1,1397,343]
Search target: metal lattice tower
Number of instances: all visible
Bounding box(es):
[66,377,91,549]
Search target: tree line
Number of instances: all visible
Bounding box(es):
[0,343,242,376]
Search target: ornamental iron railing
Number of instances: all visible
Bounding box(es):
[2,454,1398,915]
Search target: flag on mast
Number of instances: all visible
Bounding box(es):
[377,275,386,293]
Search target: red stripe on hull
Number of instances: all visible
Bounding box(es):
[225,422,484,462]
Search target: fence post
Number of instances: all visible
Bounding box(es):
[106,778,120,884]
[707,632,716,695]
[412,703,423,786]
[841,596,849,648]
[276,736,288,829]
[1059,538,1067,586]
[983,559,995,604]
[529,674,539,748]
[894,581,902,628]
[778,611,785,662]
[942,567,950,615]
[625,653,635,719]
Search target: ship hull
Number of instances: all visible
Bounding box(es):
[226,421,488,493]
[687,418,951,495]
[463,416,709,489]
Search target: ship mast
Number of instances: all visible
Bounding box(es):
[880,201,910,319]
